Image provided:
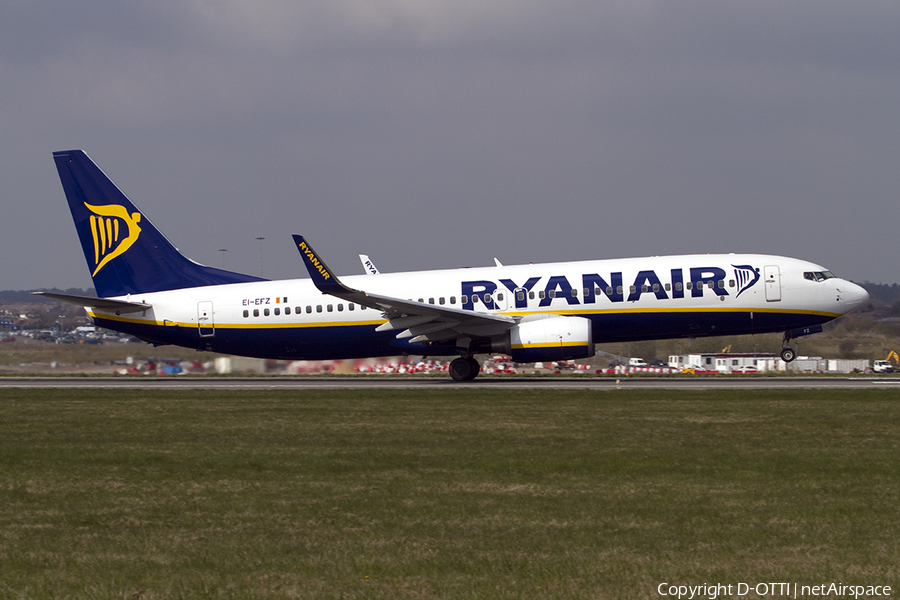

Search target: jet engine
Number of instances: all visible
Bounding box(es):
[491,315,594,363]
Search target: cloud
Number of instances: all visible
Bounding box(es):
[2,1,900,289]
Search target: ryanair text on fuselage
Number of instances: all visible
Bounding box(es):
[460,265,760,311]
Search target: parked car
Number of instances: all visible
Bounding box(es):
[732,365,758,374]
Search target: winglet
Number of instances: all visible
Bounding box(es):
[293,235,352,296]
[359,254,380,275]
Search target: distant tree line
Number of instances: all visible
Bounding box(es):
[860,282,900,308]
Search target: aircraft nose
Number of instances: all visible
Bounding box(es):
[842,281,869,314]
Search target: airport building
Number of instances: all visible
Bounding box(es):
[668,353,870,374]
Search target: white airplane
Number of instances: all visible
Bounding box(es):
[39,150,869,381]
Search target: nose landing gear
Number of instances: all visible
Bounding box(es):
[781,333,796,363]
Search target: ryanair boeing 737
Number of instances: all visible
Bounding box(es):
[38,150,869,381]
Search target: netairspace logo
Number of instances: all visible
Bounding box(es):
[657,582,892,599]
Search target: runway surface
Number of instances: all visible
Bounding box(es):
[1,376,898,390]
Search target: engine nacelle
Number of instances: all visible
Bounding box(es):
[491,315,594,363]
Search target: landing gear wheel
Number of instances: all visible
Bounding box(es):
[781,347,796,362]
[449,357,481,381]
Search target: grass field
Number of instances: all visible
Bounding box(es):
[1,389,898,599]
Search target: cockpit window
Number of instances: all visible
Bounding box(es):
[803,271,836,282]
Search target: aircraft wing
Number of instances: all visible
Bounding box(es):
[32,292,152,313]
[293,235,516,344]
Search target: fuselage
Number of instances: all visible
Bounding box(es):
[86,253,869,361]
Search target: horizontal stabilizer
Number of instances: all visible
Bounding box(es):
[32,292,152,313]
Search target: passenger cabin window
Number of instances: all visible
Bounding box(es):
[253,309,259,317]
[285,307,291,315]
[264,308,270,316]
[337,304,343,312]
[274,308,280,316]
[243,310,249,318]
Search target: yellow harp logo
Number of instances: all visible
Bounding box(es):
[85,203,142,276]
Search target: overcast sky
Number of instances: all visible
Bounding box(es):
[2,1,899,292]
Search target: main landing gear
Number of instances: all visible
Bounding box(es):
[781,333,796,363]
[449,356,481,382]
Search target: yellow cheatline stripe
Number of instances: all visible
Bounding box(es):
[504,306,843,319]
[512,341,588,349]
[87,310,386,330]
[89,305,840,330]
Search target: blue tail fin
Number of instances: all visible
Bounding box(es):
[53,150,266,297]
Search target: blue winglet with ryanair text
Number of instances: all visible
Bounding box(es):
[293,235,352,297]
